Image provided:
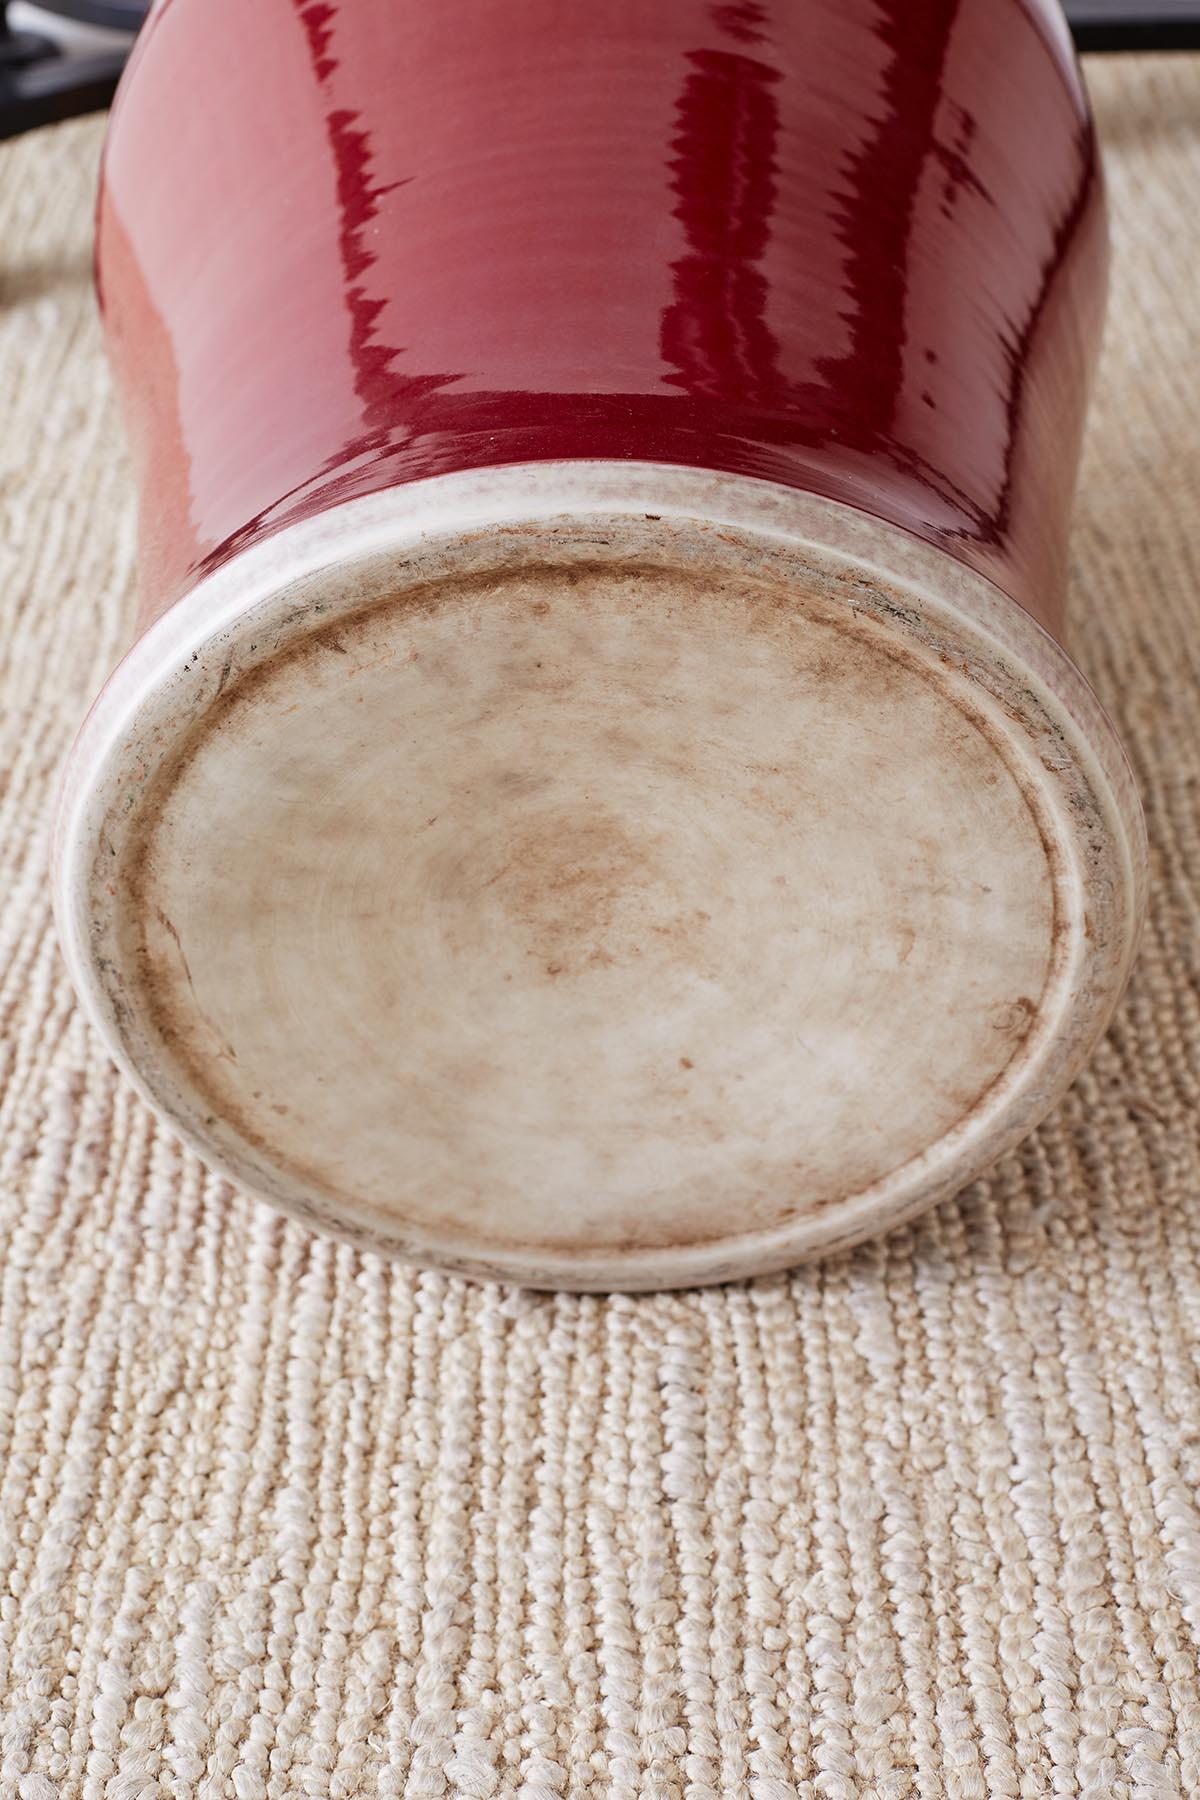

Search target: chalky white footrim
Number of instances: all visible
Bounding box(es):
[53,462,1146,1288]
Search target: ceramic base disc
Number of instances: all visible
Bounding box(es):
[55,466,1144,1287]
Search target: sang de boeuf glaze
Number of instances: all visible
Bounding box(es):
[54,0,1145,1288]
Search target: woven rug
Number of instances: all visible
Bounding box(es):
[3,55,1200,1799]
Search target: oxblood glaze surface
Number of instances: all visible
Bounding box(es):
[97,0,1106,637]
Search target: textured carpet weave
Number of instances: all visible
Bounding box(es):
[4,57,1200,1799]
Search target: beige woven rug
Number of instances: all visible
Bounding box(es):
[3,56,1200,1798]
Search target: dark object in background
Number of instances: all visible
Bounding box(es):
[28,0,142,22]
[1,0,1199,141]
[1069,0,1200,50]
[1,0,140,139]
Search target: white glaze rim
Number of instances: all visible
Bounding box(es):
[53,462,1146,1288]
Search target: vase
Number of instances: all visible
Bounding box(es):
[54,0,1145,1288]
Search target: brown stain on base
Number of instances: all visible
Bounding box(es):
[103,537,1076,1261]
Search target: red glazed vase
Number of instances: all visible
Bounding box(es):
[55,0,1145,1288]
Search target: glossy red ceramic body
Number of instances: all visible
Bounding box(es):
[97,0,1105,640]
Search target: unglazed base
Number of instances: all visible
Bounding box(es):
[54,465,1145,1288]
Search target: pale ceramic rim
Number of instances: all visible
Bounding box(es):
[53,462,1146,1288]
